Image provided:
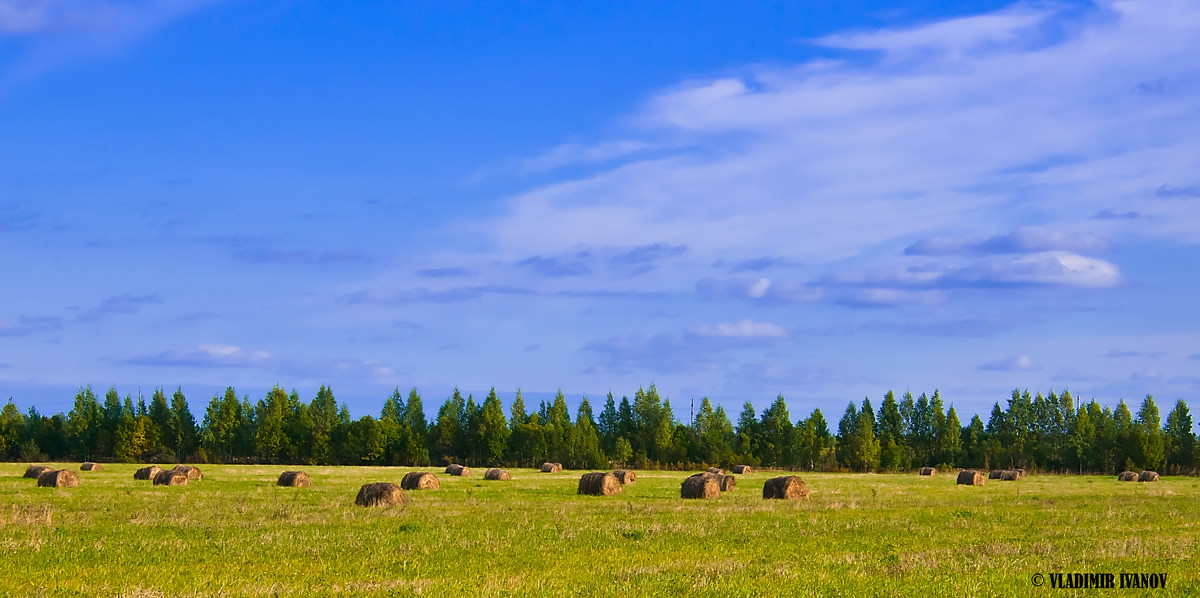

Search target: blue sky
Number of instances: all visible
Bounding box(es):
[3,0,1200,422]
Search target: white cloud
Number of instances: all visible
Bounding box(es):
[519,140,659,173]
[474,0,1199,299]
[689,320,786,339]
[979,354,1041,371]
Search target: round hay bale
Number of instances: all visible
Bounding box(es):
[540,462,563,473]
[578,472,622,496]
[278,471,312,487]
[1138,470,1160,482]
[1000,470,1020,481]
[445,464,459,474]
[716,473,737,492]
[761,475,808,499]
[134,465,163,480]
[732,465,753,474]
[919,467,937,476]
[1117,471,1138,481]
[355,482,406,507]
[24,465,54,479]
[987,470,1003,480]
[37,469,80,488]
[681,473,720,499]
[400,472,441,490]
[706,467,724,475]
[80,462,103,471]
[957,470,985,486]
[483,468,511,481]
[611,470,636,485]
[1016,468,1027,477]
[153,469,188,486]
[172,465,202,480]
[450,465,471,477]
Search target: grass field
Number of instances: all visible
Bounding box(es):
[3,464,1197,597]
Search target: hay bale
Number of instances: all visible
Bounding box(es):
[716,473,737,492]
[1117,471,1138,481]
[448,465,471,477]
[540,462,563,473]
[153,469,188,486]
[987,470,1003,480]
[1016,468,1027,477]
[578,472,622,496]
[80,462,103,471]
[24,465,54,479]
[445,464,460,474]
[732,465,753,474]
[400,472,441,490]
[37,469,80,488]
[1138,470,1160,482]
[611,470,636,485]
[1000,470,1020,481]
[355,482,406,507]
[761,475,808,499]
[681,473,720,499]
[706,467,725,475]
[483,468,511,481]
[957,470,985,486]
[278,471,311,487]
[172,465,202,480]
[134,466,163,480]
[919,467,937,476]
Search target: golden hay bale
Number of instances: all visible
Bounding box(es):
[578,472,622,496]
[153,469,188,486]
[447,465,471,477]
[355,482,406,507]
[919,467,937,476]
[134,466,162,480]
[732,465,753,474]
[706,467,725,475]
[79,462,102,471]
[1000,470,1021,481]
[762,475,808,499]
[1117,471,1138,481]
[681,473,720,499]
[611,470,636,485]
[445,464,460,474]
[1016,468,1027,477]
[24,465,54,479]
[957,470,985,486]
[987,470,1003,480]
[540,462,563,473]
[483,468,511,481]
[715,473,737,492]
[400,472,441,490]
[1138,470,1160,482]
[277,471,312,487]
[172,465,202,480]
[37,469,80,488]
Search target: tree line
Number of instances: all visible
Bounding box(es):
[0,385,1195,475]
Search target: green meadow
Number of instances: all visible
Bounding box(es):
[2,464,1197,597]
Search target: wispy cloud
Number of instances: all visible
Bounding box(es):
[0,315,62,337]
[1105,350,1165,358]
[1,0,226,89]
[231,248,373,266]
[517,255,591,277]
[978,355,1041,372]
[688,320,785,339]
[904,227,1110,256]
[518,140,660,173]
[342,285,532,305]
[120,344,399,380]
[76,293,161,323]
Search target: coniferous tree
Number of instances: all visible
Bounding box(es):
[938,405,962,467]
[598,392,618,456]
[570,397,606,469]
[479,388,510,465]
[759,395,794,467]
[836,402,860,470]
[1164,399,1196,473]
[734,401,760,466]
[878,391,906,471]
[1135,395,1165,470]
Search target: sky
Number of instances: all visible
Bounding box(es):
[2,0,1200,424]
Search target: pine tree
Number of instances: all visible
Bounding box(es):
[598,392,618,457]
[1135,395,1165,470]
[836,402,860,470]
[735,401,760,465]
[878,390,907,471]
[479,388,510,465]
[1164,400,1196,473]
[570,397,606,469]
[68,386,102,461]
